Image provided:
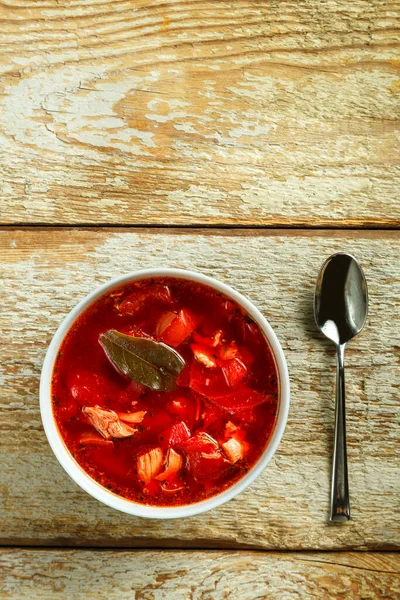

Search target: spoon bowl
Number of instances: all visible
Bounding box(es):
[314,252,368,521]
[315,253,368,346]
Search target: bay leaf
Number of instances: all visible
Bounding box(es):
[99,330,185,391]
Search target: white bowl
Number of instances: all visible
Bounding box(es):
[40,268,290,519]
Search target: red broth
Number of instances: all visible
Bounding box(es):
[52,277,279,506]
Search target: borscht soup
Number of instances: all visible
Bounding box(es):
[52,277,279,507]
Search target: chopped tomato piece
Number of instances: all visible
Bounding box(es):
[79,432,114,447]
[221,357,247,387]
[82,406,138,439]
[160,309,200,347]
[119,285,172,316]
[159,421,191,448]
[137,447,163,484]
[68,370,110,407]
[222,437,248,463]
[117,410,147,424]
[191,343,218,368]
[156,448,183,481]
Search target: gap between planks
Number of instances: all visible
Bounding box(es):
[1,223,400,231]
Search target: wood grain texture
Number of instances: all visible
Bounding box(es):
[1,1,399,226]
[0,228,399,549]
[0,550,399,600]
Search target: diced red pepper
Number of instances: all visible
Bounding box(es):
[190,360,267,413]
[210,387,269,413]
[221,357,247,387]
[189,360,228,398]
[192,451,227,479]
[160,309,200,347]
[119,285,172,316]
[180,431,218,454]
[201,400,226,431]
[159,421,191,449]
[180,433,227,480]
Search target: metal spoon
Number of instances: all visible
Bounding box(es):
[314,252,368,521]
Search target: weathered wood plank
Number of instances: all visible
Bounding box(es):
[0,228,399,549]
[0,549,399,599]
[1,1,399,226]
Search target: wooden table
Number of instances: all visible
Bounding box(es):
[1,1,399,597]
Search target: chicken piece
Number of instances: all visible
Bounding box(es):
[82,406,137,439]
[156,449,183,481]
[191,344,217,368]
[222,437,248,464]
[137,447,164,484]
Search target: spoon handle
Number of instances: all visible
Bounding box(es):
[331,343,350,521]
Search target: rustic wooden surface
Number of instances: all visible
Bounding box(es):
[1,228,399,551]
[1,0,400,226]
[1,549,399,599]
[1,1,400,597]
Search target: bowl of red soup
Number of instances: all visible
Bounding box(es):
[40,269,289,518]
